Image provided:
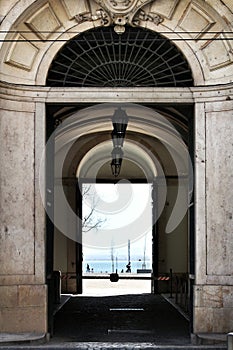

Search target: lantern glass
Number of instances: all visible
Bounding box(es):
[111,148,123,177]
[112,107,128,135]
[111,160,121,177]
[111,130,124,148]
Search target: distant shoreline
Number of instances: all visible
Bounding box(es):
[83,260,152,274]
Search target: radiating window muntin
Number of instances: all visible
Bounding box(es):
[46,26,193,87]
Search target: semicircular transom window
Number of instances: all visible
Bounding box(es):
[46,26,193,87]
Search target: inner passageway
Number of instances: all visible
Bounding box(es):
[53,294,190,344]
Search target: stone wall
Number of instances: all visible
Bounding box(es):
[0,0,233,86]
[194,285,233,333]
[194,94,233,333]
[0,97,47,334]
[0,0,233,338]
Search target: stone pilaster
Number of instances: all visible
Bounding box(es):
[193,94,233,334]
[0,97,47,334]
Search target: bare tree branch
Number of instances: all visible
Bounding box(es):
[82,184,107,233]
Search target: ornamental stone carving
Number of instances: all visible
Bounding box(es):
[74,0,163,34]
[133,10,164,26]
[75,9,109,26]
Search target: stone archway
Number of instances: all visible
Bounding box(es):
[45,101,192,335]
[0,0,233,341]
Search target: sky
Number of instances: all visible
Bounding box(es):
[82,183,153,262]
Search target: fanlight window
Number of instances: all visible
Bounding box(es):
[46,26,193,87]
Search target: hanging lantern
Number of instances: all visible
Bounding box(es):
[112,107,128,143]
[111,147,123,177]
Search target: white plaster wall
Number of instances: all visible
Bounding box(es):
[164,185,188,274]
[158,181,188,274]
[53,229,68,272]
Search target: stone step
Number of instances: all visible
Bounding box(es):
[0,343,227,350]
[195,333,227,345]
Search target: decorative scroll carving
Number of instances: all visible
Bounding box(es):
[74,0,164,34]
[75,9,109,26]
[133,10,163,26]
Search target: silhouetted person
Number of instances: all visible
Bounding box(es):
[86,264,90,272]
[126,261,131,273]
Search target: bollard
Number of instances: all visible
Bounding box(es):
[110,272,119,282]
[228,332,233,350]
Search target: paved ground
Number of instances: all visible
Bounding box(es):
[0,280,228,349]
[52,293,190,344]
[82,274,152,296]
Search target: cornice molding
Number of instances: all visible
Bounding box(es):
[1,80,233,104]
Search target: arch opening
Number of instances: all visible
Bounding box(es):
[0,0,233,342]
[48,102,193,342]
[48,101,193,302]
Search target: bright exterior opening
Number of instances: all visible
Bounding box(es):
[81,182,153,296]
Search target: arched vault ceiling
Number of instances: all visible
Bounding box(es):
[0,0,233,85]
[49,102,192,144]
[53,103,190,180]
